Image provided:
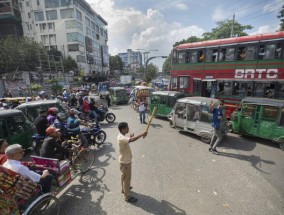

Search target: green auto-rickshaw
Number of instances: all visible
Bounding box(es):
[109,87,129,105]
[0,109,34,150]
[16,100,64,122]
[231,97,284,151]
[149,91,185,117]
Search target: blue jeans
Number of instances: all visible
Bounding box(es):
[139,111,145,123]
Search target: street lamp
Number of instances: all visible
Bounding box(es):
[137,49,158,67]
[144,56,167,82]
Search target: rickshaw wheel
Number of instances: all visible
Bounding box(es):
[73,146,96,174]
[201,136,211,144]
[26,196,60,215]
[280,143,284,151]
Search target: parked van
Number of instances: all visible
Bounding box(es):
[149,91,185,118]
[169,97,227,143]
[231,97,284,150]
[16,100,64,122]
[109,87,129,105]
[0,109,34,150]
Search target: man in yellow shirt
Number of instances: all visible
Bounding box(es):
[117,122,147,203]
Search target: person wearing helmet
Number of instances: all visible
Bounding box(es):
[53,113,68,135]
[47,107,58,125]
[67,109,89,147]
[36,91,45,100]
[82,97,89,113]
[89,97,99,122]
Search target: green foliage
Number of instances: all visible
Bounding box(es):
[50,78,63,96]
[47,48,62,61]
[202,19,253,40]
[30,83,42,91]
[63,56,78,72]
[173,36,204,47]
[0,36,46,73]
[162,55,172,76]
[277,5,284,31]
[146,63,158,83]
[109,55,124,73]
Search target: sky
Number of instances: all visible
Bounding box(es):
[86,0,283,71]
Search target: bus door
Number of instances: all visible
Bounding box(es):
[201,79,216,98]
[258,105,279,139]
[178,76,190,95]
[193,79,201,96]
[239,104,257,135]
[174,102,186,129]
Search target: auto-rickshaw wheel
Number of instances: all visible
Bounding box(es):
[280,143,284,151]
[201,136,211,144]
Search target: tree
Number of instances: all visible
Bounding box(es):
[173,36,204,47]
[0,36,46,73]
[109,55,124,74]
[145,63,158,83]
[63,56,78,72]
[202,19,253,40]
[162,55,172,76]
[50,78,63,96]
[277,5,284,31]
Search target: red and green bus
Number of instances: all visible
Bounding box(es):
[170,31,284,118]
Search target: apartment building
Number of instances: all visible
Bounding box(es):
[0,0,23,37]
[19,0,109,76]
[118,49,142,69]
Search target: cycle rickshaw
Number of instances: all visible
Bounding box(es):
[0,137,95,215]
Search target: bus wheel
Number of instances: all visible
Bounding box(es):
[201,136,211,144]
[280,143,284,151]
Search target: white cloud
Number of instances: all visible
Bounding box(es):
[249,25,279,35]
[212,6,231,22]
[175,3,189,11]
[86,0,204,70]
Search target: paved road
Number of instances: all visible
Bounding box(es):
[57,104,284,215]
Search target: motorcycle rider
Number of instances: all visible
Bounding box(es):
[66,109,90,147]
[47,107,58,125]
[89,97,99,123]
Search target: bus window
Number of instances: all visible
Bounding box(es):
[246,45,256,60]
[225,48,235,61]
[178,77,189,89]
[190,51,197,63]
[237,46,247,60]
[241,104,256,118]
[197,50,204,62]
[172,49,178,64]
[218,48,225,61]
[275,43,282,59]
[276,82,284,99]
[171,77,177,90]
[261,106,279,121]
[233,82,252,97]
[280,108,284,126]
[178,51,186,63]
[201,81,215,98]
[254,83,265,97]
[264,83,276,98]
[185,51,190,63]
[205,48,218,62]
[264,44,276,60]
[217,81,232,96]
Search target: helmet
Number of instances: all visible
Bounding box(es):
[69,108,76,117]
[39,91,45,96]
[83,96,88,101]
[48,107,58,115]
[57,113,66,121]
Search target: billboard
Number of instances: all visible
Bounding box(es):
[85,36,93,53]
[101,45,109,67]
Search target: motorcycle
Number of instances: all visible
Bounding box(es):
[80,123,107,147]
[79,105,116,123]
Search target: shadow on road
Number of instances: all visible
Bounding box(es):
[100,122,119,128]
[217,151,275,174]
[131,192,187,215]
[221,135,256,151]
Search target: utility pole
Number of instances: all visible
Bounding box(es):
[230,13,235,38]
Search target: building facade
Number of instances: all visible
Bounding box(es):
[19,0,109,76]
[0,0,23,37]
[118,49,142,69]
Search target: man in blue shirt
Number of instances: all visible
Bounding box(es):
[209,100,224,154]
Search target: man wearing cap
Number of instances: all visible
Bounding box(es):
[34,110,49,136]
[40,127,69,160]
[3,144,52,193]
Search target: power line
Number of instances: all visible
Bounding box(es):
[237,0,284,21]
[237,8,282,22]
